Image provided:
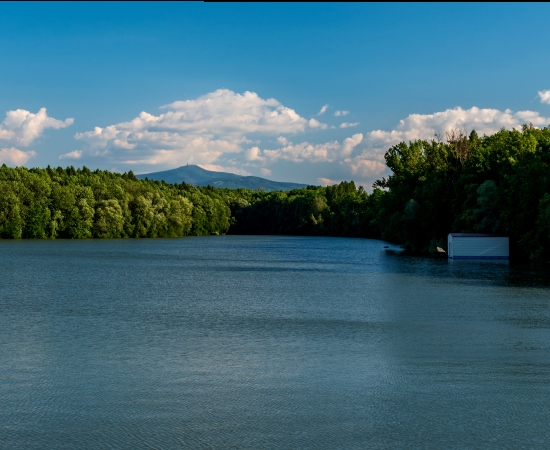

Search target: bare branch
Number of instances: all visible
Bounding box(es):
[446,127,470,166]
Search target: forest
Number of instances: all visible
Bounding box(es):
[1,126,549,262]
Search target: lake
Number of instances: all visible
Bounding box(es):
[1,236,550,449]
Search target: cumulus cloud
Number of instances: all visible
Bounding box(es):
[341,134,364,157]
[340,122,359,128]
[308,118,329,129]
[245,146,265,162]
[263,141,338,163]
[334,110,349,117]
[160,90,313,135]
[76,89,327,169]
[318,104,329,115]
[317,177,342,186]
[0,108,73,146]
[362,106,550,157]
[260,168,272,177]
[277,136,289,145]
[0,147,37,166]
[539,90,550,105]
[59,150,83,160]
[345,157,387,177]
[254,133,363,163]
[197,164,251,176]
[122,137,242,167]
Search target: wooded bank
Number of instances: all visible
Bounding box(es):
[1,126,549,262]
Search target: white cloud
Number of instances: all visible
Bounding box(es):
[160,89,313,135]
[123,137,242,167]
[308,118,329,129]
[263,141,337,163]
[245,146,265,162]
[362,106,550,157]
[334,110,349,117]
[277,136,289,145]
[340,122,359,128]
[197,164,251,176]
[0,147,37,166]
[257,133,363,163]
[260,168,272,177]
[76,89,327,169]
[341,134,364,157]
[318,104,329,115]
[345,157,387,177]
[0,108,73,146]
[59,150,83,160]
[538,90,550,105]
[317,177,341,186]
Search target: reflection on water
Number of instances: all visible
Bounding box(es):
[1,236,549,449]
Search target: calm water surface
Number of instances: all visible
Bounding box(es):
[1,236,550,449]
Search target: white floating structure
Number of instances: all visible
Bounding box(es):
[447,233,509,260]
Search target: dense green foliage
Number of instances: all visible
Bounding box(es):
[226,182,383,238]
[372,126,550,261]
[1,126,549,261]
[0,166,231,239]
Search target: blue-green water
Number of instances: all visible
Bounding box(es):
[1,236,550,449]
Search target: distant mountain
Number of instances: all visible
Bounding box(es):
[136,165,309,191]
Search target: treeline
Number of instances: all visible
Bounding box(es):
[225,182,383,238]
[373,126,550,261]
[0,165,231,239]
[1,126,549,261]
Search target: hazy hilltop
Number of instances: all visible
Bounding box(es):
[136,165,309,191]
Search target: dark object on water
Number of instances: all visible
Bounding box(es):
[433,247,448,259]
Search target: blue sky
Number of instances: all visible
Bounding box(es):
[1,2,549,188]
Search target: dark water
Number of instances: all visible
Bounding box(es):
[1,236,550,449]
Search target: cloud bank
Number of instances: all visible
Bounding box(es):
[0,108,73,147]
[74,89,550,189]
[361,106,550,157]
[75,89,325,168]
[0,147,37,166]
[539,90,550,105]
[59,150,83,160]
[0,107,73,166]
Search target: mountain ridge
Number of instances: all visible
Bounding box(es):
[136,165,309,191]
